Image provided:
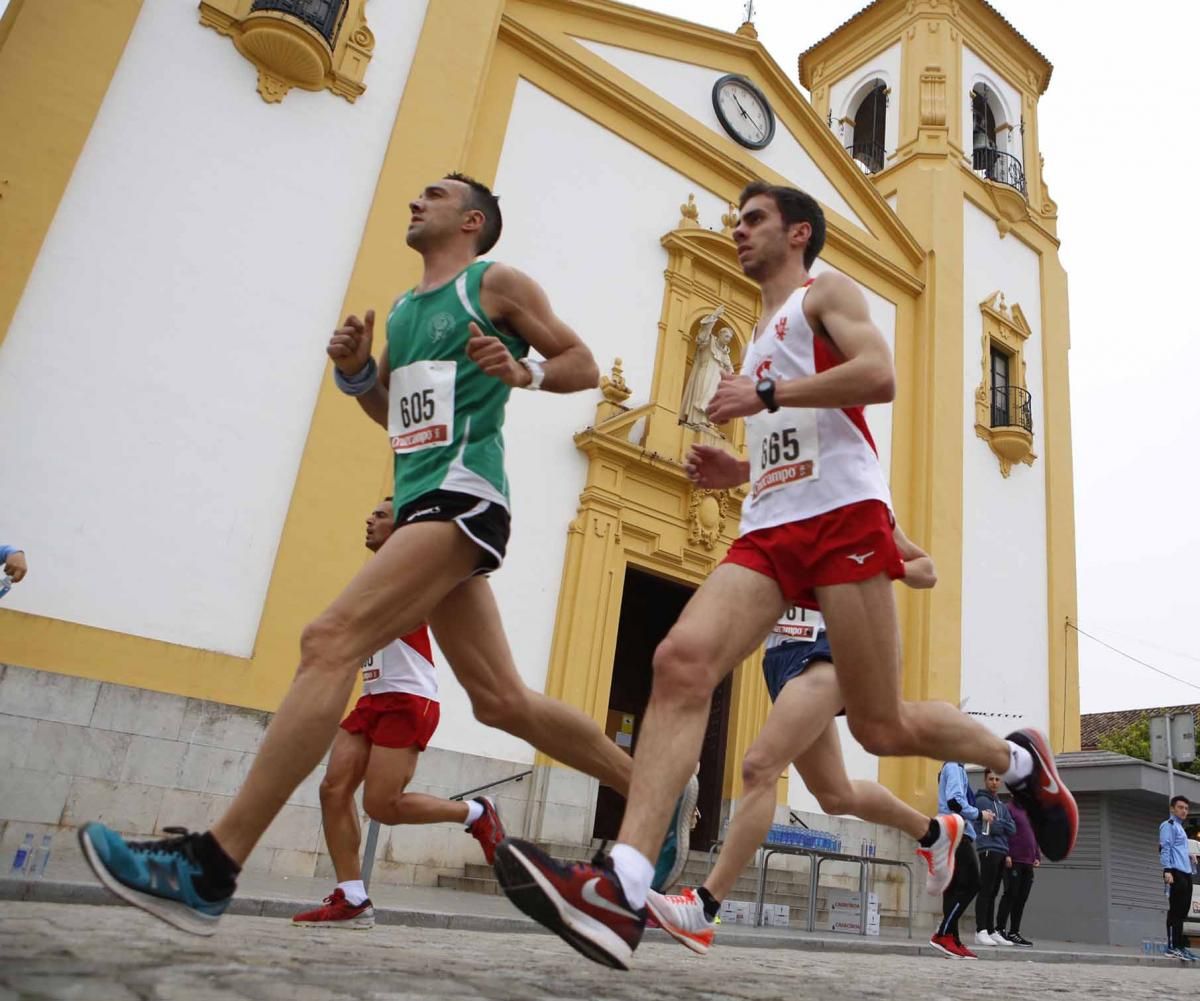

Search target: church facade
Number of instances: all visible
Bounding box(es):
[0,0,1077,886]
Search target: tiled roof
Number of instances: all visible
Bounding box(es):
[798,0,1052,91]
[1080,704,1200,751]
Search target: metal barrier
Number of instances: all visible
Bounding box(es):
[361,768,532,891]
[707,839,914,937]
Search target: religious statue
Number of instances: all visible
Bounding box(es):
[679,307,735,428]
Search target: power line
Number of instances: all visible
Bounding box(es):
[1075,623,1200,666]
[1070,622,1200,694]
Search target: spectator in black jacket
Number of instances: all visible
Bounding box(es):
[973,768,1016,947]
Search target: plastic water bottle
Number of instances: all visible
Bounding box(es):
[30,834,52,878]
[10,832,34,875]
[0,573,12,601]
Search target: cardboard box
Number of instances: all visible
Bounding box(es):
[604,710,636,750]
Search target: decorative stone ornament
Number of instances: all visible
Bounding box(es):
[199,0,374,104]
[688,488,728,550]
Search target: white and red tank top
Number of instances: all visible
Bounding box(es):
[360,626,439,701]
[739,281,891,535]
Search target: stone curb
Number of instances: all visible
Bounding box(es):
[2,878,1195,970]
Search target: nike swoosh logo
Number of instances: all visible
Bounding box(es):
[581,878,637,920]
[1041,770,1058,795]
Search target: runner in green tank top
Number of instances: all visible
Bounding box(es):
[78,173,697,937]
[384,257,525,513]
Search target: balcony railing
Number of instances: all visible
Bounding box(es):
[972,147,1026,195]
[250,0,344,47]
[990,385,1032,432]
[846,140,886,174]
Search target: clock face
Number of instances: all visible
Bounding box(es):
[712,74,775,150]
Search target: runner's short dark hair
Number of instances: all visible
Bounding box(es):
[446,171,502,254]
[738,181,825,268]
[1172,795,1191,808]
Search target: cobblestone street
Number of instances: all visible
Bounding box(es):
[1,903,1196,1001]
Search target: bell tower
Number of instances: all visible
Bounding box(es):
[800,0,1079,807]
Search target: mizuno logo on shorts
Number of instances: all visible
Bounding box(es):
[846,551,875,565]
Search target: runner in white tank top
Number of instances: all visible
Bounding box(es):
[291,498,506,931]
[502,181,1076,972]
[739,281,892,533]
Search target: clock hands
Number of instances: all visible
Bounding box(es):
[731,93,764,137]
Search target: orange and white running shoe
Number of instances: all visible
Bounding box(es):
[916,813,963,896]
[645,887,715,956]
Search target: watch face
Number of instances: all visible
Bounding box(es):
[713,74,775,150]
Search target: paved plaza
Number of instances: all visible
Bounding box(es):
[1,902,1197,1001]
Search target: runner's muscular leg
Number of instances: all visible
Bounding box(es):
[429,576,633,793]
[618,564,785,860]
[793,716,930,841]
[816,574,1009,772]
[212,522,481,863]
[319,729,371,882]
[362,744,468,826]
[704,665,843,902]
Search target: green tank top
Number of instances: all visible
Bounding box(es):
[385,260,528,511]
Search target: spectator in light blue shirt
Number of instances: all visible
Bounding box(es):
[1160,795,1195,959]
[930,762,992,956]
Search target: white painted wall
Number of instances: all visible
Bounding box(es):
[962,46,1024,167]
[0,1,429,654]
[827,42,901,164]
[960,200,1049,736]
[572,38,867,231]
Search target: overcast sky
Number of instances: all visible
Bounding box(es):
[641,0,1200,715]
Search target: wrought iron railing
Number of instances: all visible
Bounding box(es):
[846,140,886,174]
[972,146,1026,195]
[250,0,345,47]
[990,385,1032,432]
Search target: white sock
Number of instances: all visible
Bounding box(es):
[337,880,367,906]
[464,799,484,827]
[609,843,654,911]
[1001,742,1034,786]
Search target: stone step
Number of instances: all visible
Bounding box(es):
[435,875,502,896]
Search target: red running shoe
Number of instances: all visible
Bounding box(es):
[929,932,961,959]
[1005,728,1078,861]
[291,887,374,929]
[466,796,505,865]
[493,838,645,970]
[951,937,978,959]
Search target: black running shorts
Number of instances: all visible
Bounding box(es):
[393,489,510,574]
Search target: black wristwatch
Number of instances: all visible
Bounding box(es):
[755,377,779,413]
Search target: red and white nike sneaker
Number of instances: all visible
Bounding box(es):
[492,838,645,970]
[466,796,505,865]
[291,888,374,929]
[645,887,715,956]
[915,814,963,896]
[1005,728,1078,861]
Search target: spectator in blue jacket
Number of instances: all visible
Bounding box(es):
[973,768,1017,947]
[1160,795,1196,960]
[930,761,993,958]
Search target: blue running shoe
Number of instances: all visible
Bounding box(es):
[651,773,699,893]
[78,823,233,935]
